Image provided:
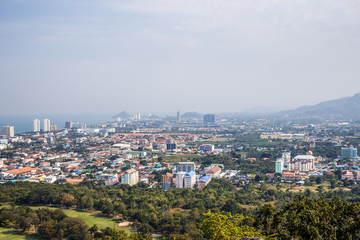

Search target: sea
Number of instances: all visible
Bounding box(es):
[0,113,114,134]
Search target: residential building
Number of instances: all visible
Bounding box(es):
[121,169,139,186]
[50,125,57,131]
[43,119,51,132]
[282,152,291,165]
[275,158,284,173]
[1,126,14,138]
[184,171,196,188]
[341,146,358,159]
[162,172,173,190]
[200,144,215,152]
[176,162,195,173]
[176,171,186,188]
[33,119,40,132]
[287,155,315,172]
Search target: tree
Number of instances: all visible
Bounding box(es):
[201,211,263,240]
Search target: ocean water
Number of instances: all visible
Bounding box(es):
[0,113,114,134]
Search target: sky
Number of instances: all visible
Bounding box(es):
[1,0,360,115]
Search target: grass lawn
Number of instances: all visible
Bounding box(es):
[30,206,133,234]
[0,228,40,240]
[0,205,134,235]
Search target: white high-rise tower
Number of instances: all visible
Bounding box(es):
[33,119,40,132]
[43,119,51,132]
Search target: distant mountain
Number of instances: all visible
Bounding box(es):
[181,112,203,119]
[279,93,360,120]
[113,111,130,119]
[242,106,288,114]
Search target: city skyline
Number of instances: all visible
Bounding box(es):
[1,0,360,115]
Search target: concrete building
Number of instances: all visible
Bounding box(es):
[198,175,212,189]
[65,121,72,129]
[1,126,14,138]
[176,171,186,188]
[176,162,195,173]
[50,125,57,131]
[200,144,215,153]
[177,110,181,123]
[184,171,196,188]
[203,114,215,125]
[33,119,40,132]
[43,119,51,132]
[282,152,291,165]
[206,166,221,178]
[341,146,358,159]
[121,168,139,186]
[162,172,173,190]
[287,155,315,172]
[166,139,177,151]
[275,159,284,173]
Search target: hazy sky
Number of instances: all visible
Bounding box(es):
[1,0,360,115]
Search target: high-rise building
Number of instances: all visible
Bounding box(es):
[1,126,14,138]
[43,119,51,132]
[65,121,72,129]
[282,152,291,165]
[176,162,195,173]
[162,172,173,190]
[177,110,181,122]
[287,155,315,172]
[50,125,57,131]
[275,159,284,173]
[121,169,139,186]
[184,171,196,188]
[166,139,177,151]
[203,114,215,125]
[33,119,40,132]
[341,146,358,159]
[176,171,186,188]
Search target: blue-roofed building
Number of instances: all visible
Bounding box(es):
[198,175,212,189]
[184,171,196,188]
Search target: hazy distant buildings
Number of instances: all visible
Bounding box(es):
[341,146,358,159]
[33,119,40,132]
[177,110,181,122]
[203,114,215,125]
[50,125,57,131]
[65,121,72,129]
[43,119,51,132]
[1,126,14,138]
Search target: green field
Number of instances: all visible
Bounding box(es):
[0,228,39,240]
[0,206,134,239]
